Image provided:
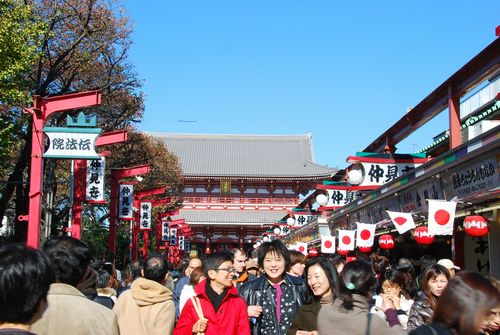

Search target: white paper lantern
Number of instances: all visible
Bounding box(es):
[316,193,328,206]
[263,236,270,242]
[273,227,281,235]
[287,217,295,226]
[347,169,364,185]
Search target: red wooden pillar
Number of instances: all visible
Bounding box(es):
[448,86,462,149]
[71,131,128,239]
[23,91,101,248]
[142,230,149,259]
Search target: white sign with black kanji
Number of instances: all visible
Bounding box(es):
[118,184,133,220]
[139,202,152,229]
[85,157,105,202]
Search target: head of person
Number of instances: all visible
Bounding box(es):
[189,266,205,287]
[330,254,346,274]
[96,270,112,289]
[379,268,409,298]
[339,260,376,310]
[370,254,390,276]
[187,257,202,276]
[203,251,235,292]
[230,248,247,274]
[482,277,500,334]
[257,239,290,284]
[419,254,437,273]
[422,263,450,309]
[130,260,144,281]
[0,244,55,326]
[395,257,414,274]
[288,250,306,277]
[245,259,259,277]
[305,257,340,301]
[437,258,460,277]
[142,256,169,284]
[432,272,500,335]
[43,236,92,287]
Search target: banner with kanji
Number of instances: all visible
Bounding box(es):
[316,184,357,210]
[346,153,429,188]
[85,157,105,203]
[160,219,169,242]
[139,202,152,229]
[289,213,318,227]
[118,184,133,220]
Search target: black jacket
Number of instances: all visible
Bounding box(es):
[239,274,310,335]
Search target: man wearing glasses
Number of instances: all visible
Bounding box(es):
[174,252,250,335]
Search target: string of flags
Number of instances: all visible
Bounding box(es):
[287,199,483,255]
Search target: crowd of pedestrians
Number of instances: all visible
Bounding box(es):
[1,237,499,335]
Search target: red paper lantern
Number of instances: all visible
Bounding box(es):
[414,226,435,245]
[308,248,319,257]
[337,249,349,256]
[463,215,489,237]
[378,234,395,249]
[358,246,372,253]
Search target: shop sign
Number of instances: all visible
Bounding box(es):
[43,127,101,159]
[161,220,169,242]
[464,235,490,275]
[442,156,499,198]
[399,179,444,213]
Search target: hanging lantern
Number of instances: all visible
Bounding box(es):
[337,248,349,256]
[287,217,295,226]
[463,215,489,237]
[378,234,395,250]
[414,226,435,245]
[358,246,372,253]
[308,248,319,257]
[205,247,212,254]
[316,194,328,206]
[273,226,281,235]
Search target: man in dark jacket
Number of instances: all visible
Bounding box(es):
[240,240,310,335]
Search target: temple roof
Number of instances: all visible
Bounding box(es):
[172,209,287,225]
[146,133,337,179]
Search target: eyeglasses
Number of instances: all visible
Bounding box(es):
[216,267,236,273]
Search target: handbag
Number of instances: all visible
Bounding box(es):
[190,296,205,335]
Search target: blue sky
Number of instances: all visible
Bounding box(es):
[124,1,499,169]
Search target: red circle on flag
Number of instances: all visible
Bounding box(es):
[324,240,333,248]
[394,217,407,226]
[342,236,351,245]
[360,229,371,240]
[434,210,450,225]
[298,246,305,252]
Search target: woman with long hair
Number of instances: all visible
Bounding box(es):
[317,260,405,335]
[407,264,450,330]
[410,271,500,335]
[287,257,340,335]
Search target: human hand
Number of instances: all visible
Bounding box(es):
[192,318,208,334]
[296,331,318,335]
[381,294,395,312]
[248,305,263,317]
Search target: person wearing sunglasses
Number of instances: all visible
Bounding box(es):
[174,251,250,335]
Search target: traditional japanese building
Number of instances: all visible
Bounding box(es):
[148,133,337,255]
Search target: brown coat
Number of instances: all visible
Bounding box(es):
[32,283,119,335]
[317,294,405,335]
[287,300,321,335]
[113,277,175,335]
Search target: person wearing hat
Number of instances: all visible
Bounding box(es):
[437,259,460,277]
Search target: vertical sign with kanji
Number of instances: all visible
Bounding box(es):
[170,228,177,246]
[140,202,152,229]
[220,179,231,195]
[178,235,185,250]
[161,219,169,242]
[86,157,105,203]
[118,184,133,220]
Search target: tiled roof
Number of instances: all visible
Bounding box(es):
[146,133,337,178]
[172,209,287,225]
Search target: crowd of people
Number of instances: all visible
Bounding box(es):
[0,237,499,335]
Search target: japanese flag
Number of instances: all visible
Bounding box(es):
[321,235,336,254]
[356,223,376,247]
[296,242,308,256]
[428,199,457,235]
[338,230,355,251]
[386,211,416,235]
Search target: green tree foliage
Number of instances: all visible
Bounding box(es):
[0,0,46,105]
[0,0,182,258]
